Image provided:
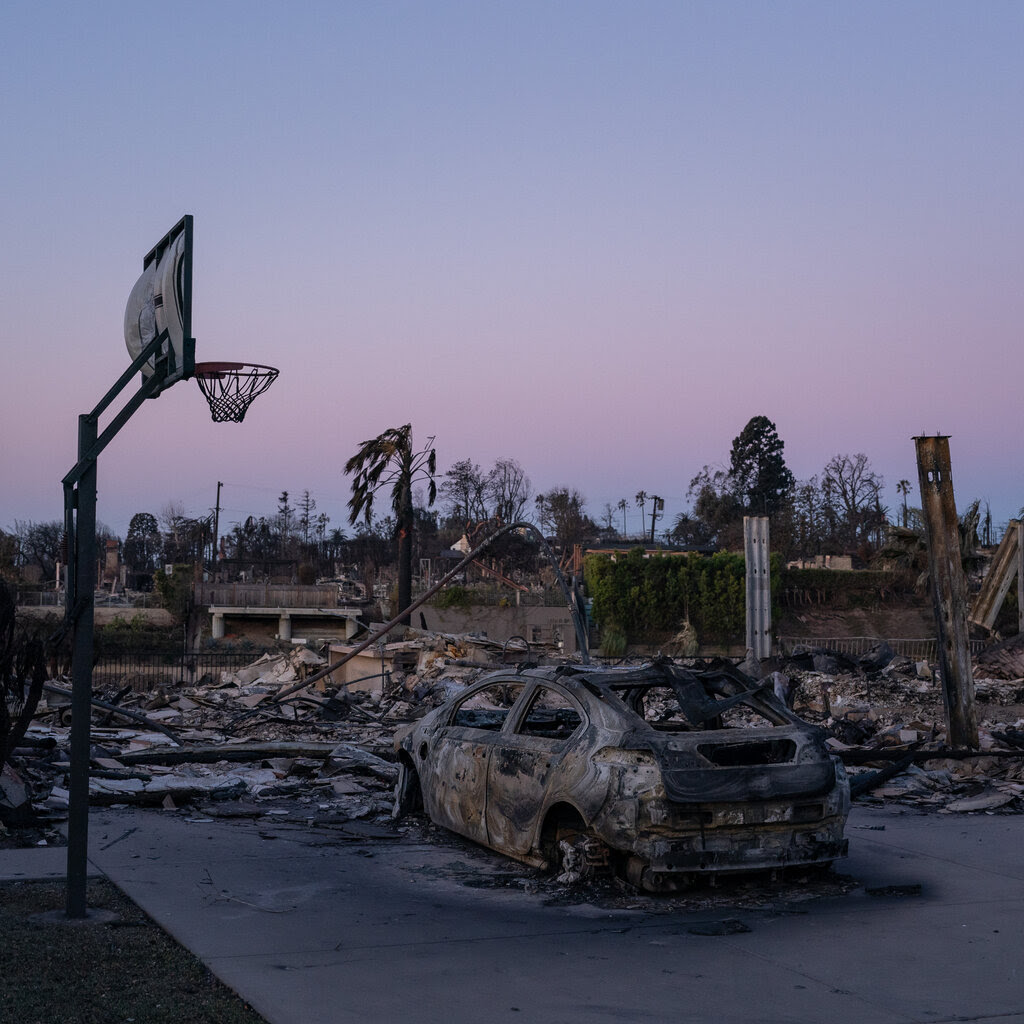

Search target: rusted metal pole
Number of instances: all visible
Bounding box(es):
[913,435,978,749]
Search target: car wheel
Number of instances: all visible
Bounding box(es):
[540,806,612,882]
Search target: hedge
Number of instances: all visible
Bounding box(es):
[584,549,775,645]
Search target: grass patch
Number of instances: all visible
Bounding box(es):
[0,878,267,1024]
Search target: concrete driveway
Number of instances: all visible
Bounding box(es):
[62,803,1023,1024]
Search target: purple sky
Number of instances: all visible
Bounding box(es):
[2,2,1022,543]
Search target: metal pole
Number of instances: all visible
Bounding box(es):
[744,516,771,660]
[66,414,97,918]
[212,480,223,575]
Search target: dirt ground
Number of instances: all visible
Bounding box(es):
[776,603,939,642]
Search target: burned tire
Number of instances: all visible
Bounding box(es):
[392,758,423,819]
[540,805,613,882]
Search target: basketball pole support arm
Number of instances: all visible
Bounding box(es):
[61,329,194,919]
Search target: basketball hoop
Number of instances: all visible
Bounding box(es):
[194,361,279,422]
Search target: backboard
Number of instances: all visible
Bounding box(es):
[123,215,195,394]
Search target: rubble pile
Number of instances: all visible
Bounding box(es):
[2,630,1023,838]
[2,635,501,831]
[776,643,1024,813]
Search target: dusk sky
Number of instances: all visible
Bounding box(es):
[3,2,1022,544]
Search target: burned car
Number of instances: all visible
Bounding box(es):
[393,660,849,891]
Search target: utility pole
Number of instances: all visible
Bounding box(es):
[648,496,664,543]
[212,480,223,575]
[913,435,978,749]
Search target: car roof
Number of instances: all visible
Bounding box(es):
[470,659,800,729]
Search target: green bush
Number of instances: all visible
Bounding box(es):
[95,613,178,655]
[584,550,779,646]
[433,585,474,610]
[599,625,628,657]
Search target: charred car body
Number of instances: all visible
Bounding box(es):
[394,660,849,891]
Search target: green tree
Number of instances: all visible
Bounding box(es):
[0,530,17,580]
[534,488,594,549]
[687,467,743,550]
[12,520,65,582]
[345,424,436,625]
[438,458,487,525]
[297,490,317,546]
[276,491,294,555]
[635,490,648,533]
[667,510,714,549]
[729,415,794,516]
[896,479,912,529]
[123,512,161,579]
[153,564,203,654]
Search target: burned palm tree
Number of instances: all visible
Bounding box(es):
[344,425,436,626]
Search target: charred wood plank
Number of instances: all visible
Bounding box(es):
[43,682,182,745]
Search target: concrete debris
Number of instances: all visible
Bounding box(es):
[3,629,1023,853]
[0,762,31,821]
[772,644,1024,815]
[858,641,895,673]
[974,633,1024,680]
[8,634,503,827]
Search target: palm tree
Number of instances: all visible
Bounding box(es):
[345,424,436,625]
[635,491,648,538]
[896,479,911,528]
[616,498,628,538]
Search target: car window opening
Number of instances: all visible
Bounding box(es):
[517,686,583,740]
[451,683,525,731]
[618,683,782,731]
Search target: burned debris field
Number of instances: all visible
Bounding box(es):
[4,628,1023,889]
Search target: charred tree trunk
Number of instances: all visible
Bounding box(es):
[396,481,413,627]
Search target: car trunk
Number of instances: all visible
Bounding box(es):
[656,726,838,803]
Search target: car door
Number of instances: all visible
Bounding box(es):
[421,680,525,845]
[485,682,586,857]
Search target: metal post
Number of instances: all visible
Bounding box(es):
[66,414,97,918]
[212,480,222,576]
[744,516,771,660]
[60,320,175,919]
[913,435,978,749]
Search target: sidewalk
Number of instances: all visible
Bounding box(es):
[4,804,1023,1024]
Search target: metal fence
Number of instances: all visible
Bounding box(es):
[777,636,987,662]
[89,649,276,689]
[15,588,160,609]
[195,583,350,608]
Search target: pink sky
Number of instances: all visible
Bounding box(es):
[2,2,1022,541]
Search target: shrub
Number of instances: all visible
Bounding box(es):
[433,585,474,610]
[584,550,777,646]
